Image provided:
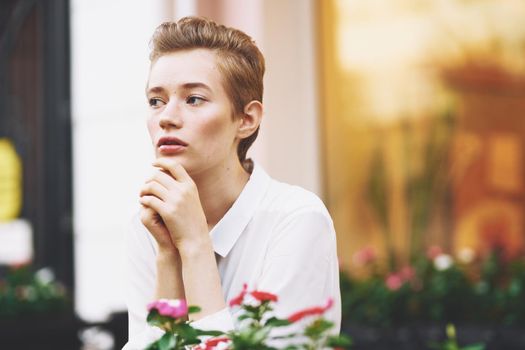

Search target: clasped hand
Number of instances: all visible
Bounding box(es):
[139,159,209,254]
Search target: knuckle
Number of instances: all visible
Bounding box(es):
[167,204,178,215]
[142,182,152,193]
[141,196,151,206]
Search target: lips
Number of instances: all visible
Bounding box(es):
[157,136,188,155]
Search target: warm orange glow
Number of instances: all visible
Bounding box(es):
[318,0,525,272]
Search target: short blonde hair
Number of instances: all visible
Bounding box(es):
[149,17,265,168]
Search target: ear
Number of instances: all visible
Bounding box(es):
[237,100,263,139]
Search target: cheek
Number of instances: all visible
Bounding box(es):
[146,117,159,143]
[199,117,236,147]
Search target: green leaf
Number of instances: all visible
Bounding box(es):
[158,333,176,350]
[177,323,199,341]
[305,319,334,338]
[188,305,201,314]
[264,317,291,327]
[251,327,272,343]
[326,334,353,348]
[238,314,253,321]
[147,309,160,323]
[181,338,201,346]
[462,344,485,350]
[145,341,160,350]
[196,329,225,337]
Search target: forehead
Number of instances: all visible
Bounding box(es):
[148,49,223,90]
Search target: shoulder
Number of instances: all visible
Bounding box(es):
[262,177,332,223]
[255,176,335,247]
[253,178,337,260]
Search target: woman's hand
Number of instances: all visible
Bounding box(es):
[139,158,209,253]
[139,158,225,320]
[139,206,175,252]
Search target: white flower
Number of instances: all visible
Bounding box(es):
[457,247,475,264]
[434,254,453,271]
[35,267,55,284]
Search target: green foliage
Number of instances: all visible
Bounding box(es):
[341,249,525,327]
[145,288,350,350]
[429,324,485,350]
[0,265,68,318]
[145,302,217,350]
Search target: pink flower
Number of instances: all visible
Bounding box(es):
[399,266,415,281]
[287,298,334,323]
[251,290,278,303]
[352,246,377,266]
[229,283,248,307]
[427,245,443,260]
[385,273,403,291]
[147,299,188,319]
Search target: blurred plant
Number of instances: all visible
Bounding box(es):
[402,109,455,262]
[367,109,455,268]
[146,284,351,350]
[341,246,525,327]
[429,324,485,350]
[0,264,68,318]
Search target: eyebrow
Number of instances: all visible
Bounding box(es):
[146,82,212,95]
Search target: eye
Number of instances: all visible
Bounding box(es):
[148,97,165,108]
[186,95,206,106]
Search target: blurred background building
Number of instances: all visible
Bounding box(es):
[1,0,525,349]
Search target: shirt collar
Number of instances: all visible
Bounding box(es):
[209,162,271,257]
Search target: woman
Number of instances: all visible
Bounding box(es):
[125,16,341,349]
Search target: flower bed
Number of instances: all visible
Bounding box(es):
[144,284,350,350]
[339,246,525,349]
[0,265,68,318]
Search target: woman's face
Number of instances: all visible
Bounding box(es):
[146,49,240,176]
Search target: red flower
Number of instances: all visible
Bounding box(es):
[195,337,231,350]
[287,298,334,323]
[229,283,248,307]
[206,337,230,347]
[385,273,403,291]
[251,290,278,303]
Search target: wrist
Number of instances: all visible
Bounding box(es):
[157,247,180,264]
[177,237,213,261]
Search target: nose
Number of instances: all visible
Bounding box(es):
[159,100,182,129]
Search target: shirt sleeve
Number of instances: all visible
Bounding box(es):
[190,307,235,332]
[258,207,341,332]
[123,215,165,350]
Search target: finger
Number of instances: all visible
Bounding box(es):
[152,158,193,183]
[141,206,165,226]
[140,181,171,201]
[140,206,161,223]
[139,195,168,216]
[146,169,181,190]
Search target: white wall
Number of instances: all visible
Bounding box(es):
[71,0,168,321]
[72,0,320,321]
[261,0,321,195]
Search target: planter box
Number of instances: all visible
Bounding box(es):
[0,312,82,350]
[342,323,525,350]
[0,311,128,350]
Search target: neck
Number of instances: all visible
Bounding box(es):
[191,158,250,230]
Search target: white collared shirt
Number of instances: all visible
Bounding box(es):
[124,163,341,349]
